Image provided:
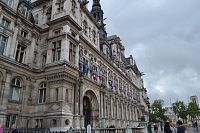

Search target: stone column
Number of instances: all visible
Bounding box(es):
[60,38,69,61]
[1,71,12,110]
[46,43,52,64]
[0,81,5,109]
[9,25,19,59]
[5,34,13,56]
[75,44,79,67]
[74,79,80,129]
[27,35,36,65]
[79,81,84,129]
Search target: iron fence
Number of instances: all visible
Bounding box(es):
[3,127,144,133]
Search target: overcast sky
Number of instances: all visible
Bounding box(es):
[89,0,200,106]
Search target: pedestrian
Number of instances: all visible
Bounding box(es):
[147,122,152,133]
[195,121,198,130]
[154,123,158,133]
[11,124,19,133]
[170,123,177,133]
[161,122,163,131]
[164,122,172,133]
[177,120,186,133]
[0,123,4,133]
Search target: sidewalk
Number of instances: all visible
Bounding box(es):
[188,126,199,133]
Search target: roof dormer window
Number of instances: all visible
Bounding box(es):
[56,0,65,13]
[71,0,77,16]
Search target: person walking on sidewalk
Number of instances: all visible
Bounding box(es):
[164,122,172,133]
[177,120,186,133]
[0,124,4,133]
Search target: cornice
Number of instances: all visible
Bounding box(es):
[46,15,82,31]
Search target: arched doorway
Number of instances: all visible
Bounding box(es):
[83,90,99,128]
[83,96,91,127]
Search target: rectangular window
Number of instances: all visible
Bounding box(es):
[54,29,61,36]
[5,114,17,128]
[56,0,64,12]
[38,88,46,103]
[0,35,7,55]
[65,89,68,102]
[15,44,26,63]
[2,17,10,28]
[52,40,61,62]
[42,53,47,66]
[69,43,76,64]
[21,29,28,38]
[55,88,59,101]
[3,0,13,7]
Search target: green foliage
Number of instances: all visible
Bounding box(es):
[172,100,188,121]
[187,102,200,120]
[150,99,167,122]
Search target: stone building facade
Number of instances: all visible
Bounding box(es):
[0,0,150,130]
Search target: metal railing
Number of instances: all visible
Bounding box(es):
[3,127,145,133]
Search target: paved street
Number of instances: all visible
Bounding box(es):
[187,127,199,133]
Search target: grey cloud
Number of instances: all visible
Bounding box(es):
[94,0,200,105]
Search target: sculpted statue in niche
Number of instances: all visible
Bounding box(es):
[18,3,29,18]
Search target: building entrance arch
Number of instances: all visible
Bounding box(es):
[83,90,99,128]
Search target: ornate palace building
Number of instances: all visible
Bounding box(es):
[0,0,150,131]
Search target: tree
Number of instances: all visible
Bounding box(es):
[187,102,200,120]
[150,99,168,122]
[172,100,188,122]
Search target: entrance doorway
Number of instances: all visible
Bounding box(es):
[83,90,99,128]
[83,96,91,128]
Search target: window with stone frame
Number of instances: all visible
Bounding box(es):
[0,35,7,55]
[71,0,77,16]
[92,30,96,43]
[42,52,47,66]
[52,40,61,62]
[88,27,91,39]
[83,20,88,36]
[35,119,43,128]
[69,42,76,64]
[56,0,65,13]
[119,78,122,92]
[34,14,39,24]
[20,29,28,38]
[65,89,68,102]
[5,114,17,128]
[38,83,46,103]
[53,29,62,36]
[15,44,26,63]
[105,68,108,86]
[3,0,13,7]
[114,75,118,91]
[55,88,59,101]
[2,17,11,28]
[9,78,21,101]
[46,6,52,22]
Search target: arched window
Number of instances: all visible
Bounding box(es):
[38,83,46,103]
[9,78,21,101]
